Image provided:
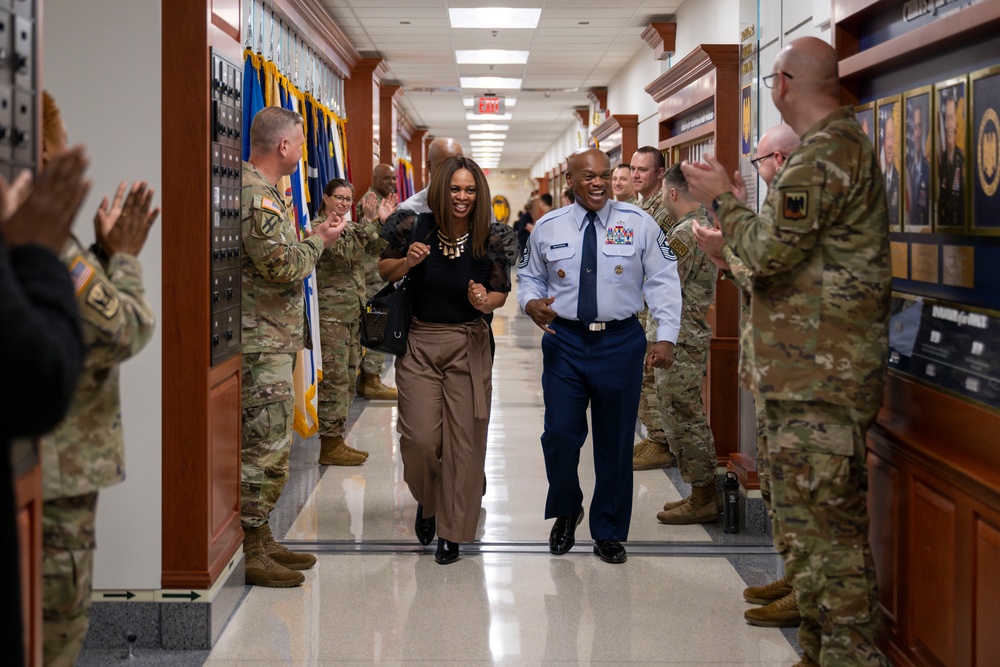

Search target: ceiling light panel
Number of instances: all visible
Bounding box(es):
[467,124,510,131]
[466,113,513,121]
[448,8,541,29]
[471,140,505,147]
[456,50,529,64]
[469,133,507,140]
[460,77,522,90]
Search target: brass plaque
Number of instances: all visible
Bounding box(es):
[941,245,975,288]
[890,242,909,279]
[910,243,940,283]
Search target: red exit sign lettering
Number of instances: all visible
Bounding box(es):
[474,96,505,115]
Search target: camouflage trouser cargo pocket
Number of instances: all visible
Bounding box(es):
[241,353,295,526]
[812,546,872,625]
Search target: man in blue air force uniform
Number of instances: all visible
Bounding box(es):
[518,147,682,564]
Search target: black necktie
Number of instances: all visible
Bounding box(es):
[578,211,598,325]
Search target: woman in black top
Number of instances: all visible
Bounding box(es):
[379,156,517,564]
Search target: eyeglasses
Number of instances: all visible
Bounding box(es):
[750,152,777,171]
[762,71,793,89]
[330,194,354,203]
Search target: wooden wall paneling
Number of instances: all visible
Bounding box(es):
[379,83,400,165]
[162,0,244,591]
[535,176,548,196]
[590,113,638,162]
[867,446,900,635]
[14,443,42,667]
[974,510,1000,667]
[909,476,956,667]
[344,57,387,197]
[645,44,741,466]
[407,127,427,191]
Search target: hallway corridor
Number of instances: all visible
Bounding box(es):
[80,291,798,666]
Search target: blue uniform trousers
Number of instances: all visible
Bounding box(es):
[540,318,645,541]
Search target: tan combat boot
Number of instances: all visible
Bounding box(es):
[744,591,800,627]
[359,372,398,400]
[261,522,316,571]
[243,525,305,587]
[656,483,721,524]
[743,575,792,604]
[662,485,723,512]
[632,438,675,470]
[318,436,366,466]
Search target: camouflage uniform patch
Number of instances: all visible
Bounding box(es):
[356,189,391,375]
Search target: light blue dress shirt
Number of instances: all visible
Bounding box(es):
[517,201,682,343]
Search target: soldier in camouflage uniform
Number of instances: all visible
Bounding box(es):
[315,179,392,466]
[355,163,399,400]
[40,182,159,667]
[695,124,802,626]
[241,107,348,587]
[683,38,891,666]
[627,146,677,471]
[649,164,720,525]
[38,93,159,667]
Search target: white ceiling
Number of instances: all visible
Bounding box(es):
[320,0,681,169]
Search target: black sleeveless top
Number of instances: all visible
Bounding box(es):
[381,211,518,324]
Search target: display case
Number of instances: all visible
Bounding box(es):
[833,1,1000,664]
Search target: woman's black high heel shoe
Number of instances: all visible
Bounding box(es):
[435,537,459,564]
[415,504,436,546]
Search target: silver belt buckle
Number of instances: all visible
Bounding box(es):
[587,322,606,332]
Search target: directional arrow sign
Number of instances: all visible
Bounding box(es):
[102,591,135,600]
[162,591,201,601]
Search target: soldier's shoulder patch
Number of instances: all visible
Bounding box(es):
[669,237,690,258]
[517,244,530,269]
[80,274,122,334]
[68,255,96,296]
[252,194,283,216]
[658,229,677,261]
[781,190,809,221]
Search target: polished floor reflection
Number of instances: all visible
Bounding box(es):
[201,290,799,665]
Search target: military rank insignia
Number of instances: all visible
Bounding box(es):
[782,191,809,221]
[669,238,690,258]
[658,229,677,260]
[517,244,530,269]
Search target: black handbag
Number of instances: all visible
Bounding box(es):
[359,276,411,356]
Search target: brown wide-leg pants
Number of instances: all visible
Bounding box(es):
[395,317,492,543]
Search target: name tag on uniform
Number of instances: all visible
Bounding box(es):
[605,224,634,245]
[550,242,569,249]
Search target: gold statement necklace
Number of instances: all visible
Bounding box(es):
[436,228,469,259]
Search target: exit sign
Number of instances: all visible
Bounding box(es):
[474,96,506,115]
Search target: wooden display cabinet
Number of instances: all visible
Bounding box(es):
[644,44,742,468]
[832,2,1000,665]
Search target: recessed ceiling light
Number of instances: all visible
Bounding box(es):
[464,97,517,108]
[466,113,513,121]
[460,77,521,90]
[469,133,507,140]
[467,124,510,131]
[449,8,541,29]
[456,50,530,65]
[471,141,505,147]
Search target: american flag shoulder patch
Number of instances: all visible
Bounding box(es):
[68,256,95,296]
[252,194,282,216]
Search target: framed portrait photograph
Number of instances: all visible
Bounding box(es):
[876,95,902,231]
[904,86,933,233]
[855,102,875,147]
[970,64,1000,235]
[933,76,969,232]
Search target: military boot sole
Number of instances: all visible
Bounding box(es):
[318,456,365,466]
[245,568,305,587]
[743,610,801,628]
[633,457,676,471]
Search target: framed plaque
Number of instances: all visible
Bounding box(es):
[855,101,875,147]
[876,95,902,231]
[933,76,969,233]
[904,86,933,233]
[970,64,1000,235]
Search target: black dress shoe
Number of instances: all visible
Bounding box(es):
[435,537,459,564]
[415,504,436,546]
[593,539,627,564]
[549,507,584,555]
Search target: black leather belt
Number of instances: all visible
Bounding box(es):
[553,315,637,333]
